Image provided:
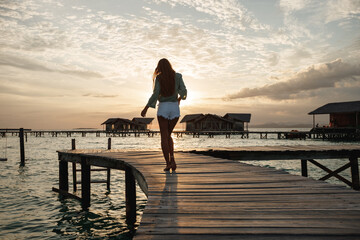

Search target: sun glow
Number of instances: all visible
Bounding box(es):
[180,90,201,107]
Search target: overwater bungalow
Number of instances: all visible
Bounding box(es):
[180,113,251,131]
[223,113,251,131]
[102,117,154,131]
[180,114,204,131]
[308,100,360,131]
[102,118,134,131]
[132,118,154,130]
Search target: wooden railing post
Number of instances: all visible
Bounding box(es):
[350,156,359,190]
[81,157,91,210]
[107,168,111,191]
[125,166,136,225]
[108,138,111,150]
[71,139,76,150]
[59,159,69,192]
[72,139,77,191]
[301,159,308,177]
[19,128,25,166]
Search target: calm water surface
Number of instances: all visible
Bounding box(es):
[0,128,358,239]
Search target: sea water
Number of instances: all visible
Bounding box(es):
[0,128,358,239]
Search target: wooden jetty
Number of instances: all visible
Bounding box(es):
[2,128,359,140]
[55,145,360,239]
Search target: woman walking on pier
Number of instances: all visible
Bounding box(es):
[141,58,187,171]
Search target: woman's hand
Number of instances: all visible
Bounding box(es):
[177,97,181,105]
[141,106,148,117]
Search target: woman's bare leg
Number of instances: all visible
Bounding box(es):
[168,117,179,158]
[158,116,171,166]
[158,116,179,170]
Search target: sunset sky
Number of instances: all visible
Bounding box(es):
[1,0,359,129]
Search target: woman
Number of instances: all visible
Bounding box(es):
[141,58,187,171]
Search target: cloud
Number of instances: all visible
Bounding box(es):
[0,54,103,78]
[267,52,280,66]
[279,0,311,15]
[82,93,118,98]
[152,0,267,31]
[324,0,360,23]
[224,59,360,100]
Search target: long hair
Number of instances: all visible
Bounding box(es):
[153,58,175,97]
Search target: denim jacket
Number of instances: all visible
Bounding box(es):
[146,72,187,108]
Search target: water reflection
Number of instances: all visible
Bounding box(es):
[54,198,136,239]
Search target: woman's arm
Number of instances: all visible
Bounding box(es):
[178,74,187,100]
[141,106,149,117]
[146,78,160,109]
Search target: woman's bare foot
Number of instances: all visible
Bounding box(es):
[170,156,177,171]
[164,160,171,171]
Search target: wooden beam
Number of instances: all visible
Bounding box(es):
[308,159,352,187]
[320,162,351,181]
[81,157,91,210]
[350,156,359,190]
[52,187,81,201]
[125,166,136,225]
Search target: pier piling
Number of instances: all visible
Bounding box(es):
[108,138,111,150]
[81,157,91,210]
[71,139,77,191]
[59,160,69,192]
[19,128,25,166]
[350,156,359,190]
[125,166,136,225]
[301,159,308,177]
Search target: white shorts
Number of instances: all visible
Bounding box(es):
[157,102,180,120]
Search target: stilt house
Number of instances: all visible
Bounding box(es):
[308,100,360,129]
[180,114,204,131]
[180,113,251,131]
[223,113,251,131]
[102,118,134,131]
[132,118,154,130]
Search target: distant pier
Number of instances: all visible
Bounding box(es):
[1,129,359,140]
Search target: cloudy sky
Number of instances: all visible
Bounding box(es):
[0,0,359,129]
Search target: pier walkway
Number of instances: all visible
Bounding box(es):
[56,146,360,239]
[3,128,359,140]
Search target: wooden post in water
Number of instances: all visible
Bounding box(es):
[107,168,111,191]
[106,138,111,190]
[108,138,111,150]
[19,128,25,166]
[72,139,77,192]
[301,159,308,177]
[350,156,359,190]
[125,166,136,225]
[81,157,91,210]
[59,159,69,192]
[71,139,76,150]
